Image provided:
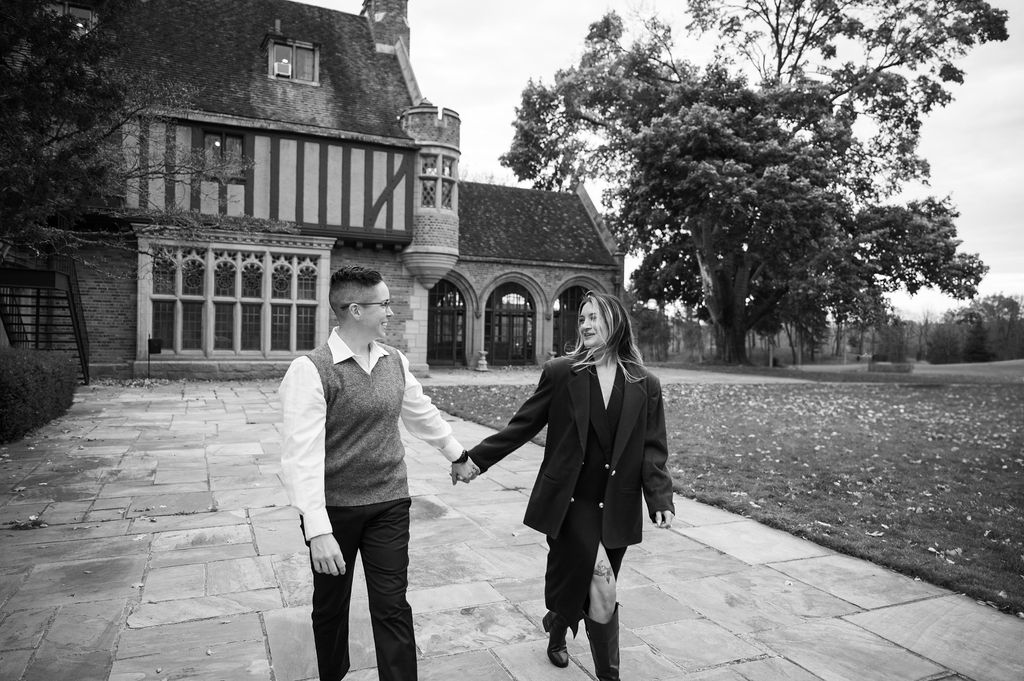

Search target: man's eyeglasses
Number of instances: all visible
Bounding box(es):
[340,299,392,309]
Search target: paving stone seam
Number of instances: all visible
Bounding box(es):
[838,614,966,680]
[8,603,61,681]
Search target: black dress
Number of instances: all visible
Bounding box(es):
[544,367,627,627]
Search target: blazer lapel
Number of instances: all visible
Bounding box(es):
[610,377,644,469]
[567,368,590,454]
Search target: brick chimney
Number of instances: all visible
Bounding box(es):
[362,0,410,53]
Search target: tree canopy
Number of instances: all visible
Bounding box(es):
[501,1,1006,363]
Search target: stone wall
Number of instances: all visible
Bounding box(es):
[73,240,618,379]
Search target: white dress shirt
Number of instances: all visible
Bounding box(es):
[279,329,464,540]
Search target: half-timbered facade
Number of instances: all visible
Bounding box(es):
[1,0,622,379]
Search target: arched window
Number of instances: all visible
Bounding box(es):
[553,286,588,355]
[485,283,535,365]
[427,279,466,365]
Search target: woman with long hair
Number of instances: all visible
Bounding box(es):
[453,291,675,680]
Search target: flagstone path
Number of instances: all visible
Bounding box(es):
[0,372,1021,681]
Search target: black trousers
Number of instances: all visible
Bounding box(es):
[306,498,415,681]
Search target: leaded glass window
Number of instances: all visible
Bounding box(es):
[298,263,317,300]
[214,259,236,296]
[272,260,292,299]
[296,306,316,350]
[152,301,174,348]
[241,260,263,297]
[271,304,290,350]
[181,257,205,296]
[181,302,203,349]
[421,180,436,207]
[420,153,456,210]
[145,247,322,356]
[241,303,262,350]
[153,257,175,295]
[214,303,233,350]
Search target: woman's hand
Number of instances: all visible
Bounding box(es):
[451,459,480,485]
[654,510,674,529]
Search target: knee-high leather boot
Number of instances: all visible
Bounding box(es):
[541,611,570,667]
[584,605,620,681]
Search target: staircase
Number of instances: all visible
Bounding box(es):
[0,257,91,384]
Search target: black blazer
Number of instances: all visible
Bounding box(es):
[467,357,675,548]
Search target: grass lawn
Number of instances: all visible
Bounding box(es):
[425,371,1024,616]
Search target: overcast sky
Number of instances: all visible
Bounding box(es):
[305,1,1022,319]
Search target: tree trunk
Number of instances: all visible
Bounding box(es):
[723,323,750,363]
[694,230,759,364]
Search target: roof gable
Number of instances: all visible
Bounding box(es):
[116,0,413,140]
[458,182,618,266]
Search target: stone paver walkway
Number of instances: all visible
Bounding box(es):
[1,372,1022,681]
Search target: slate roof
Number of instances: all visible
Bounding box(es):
[459,182,618,266]
[115,0,413,141]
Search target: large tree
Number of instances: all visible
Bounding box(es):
[501,2,1006,362]
[0,0,257,261]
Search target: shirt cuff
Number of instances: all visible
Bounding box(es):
[439,437,465,462]
[302,509,333,541]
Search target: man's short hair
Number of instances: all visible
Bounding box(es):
[329,266,384,316]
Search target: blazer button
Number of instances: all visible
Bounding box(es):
[610,470,616,476]
[570,497,575,503]
[598,502,604,509]
[604,463,610,469]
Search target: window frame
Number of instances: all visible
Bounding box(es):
[137,235,333,362]
[419,153,457,210]
[48,2,97,34]
[268,39,319,85]
[203,130,246,185]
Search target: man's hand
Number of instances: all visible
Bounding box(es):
[654,510,674,529]
[451,459,480,485]
[309,533,345,575]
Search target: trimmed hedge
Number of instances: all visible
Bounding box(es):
[867,360,914,374]
[0,348,78,443]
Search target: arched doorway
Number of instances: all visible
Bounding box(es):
[427,279,466,365]
[485,283,535,365]
[552,286,587,355]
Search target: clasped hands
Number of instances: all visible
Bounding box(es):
[450,457,480,485]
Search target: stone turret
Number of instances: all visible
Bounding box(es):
[399,103,460,289]
[362,0,410,52]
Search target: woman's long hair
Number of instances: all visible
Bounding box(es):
[567,292,645,382]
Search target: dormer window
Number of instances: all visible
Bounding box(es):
[48,2,97,34]
[270,41,318,84]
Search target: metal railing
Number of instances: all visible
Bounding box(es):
[0,256,91,384]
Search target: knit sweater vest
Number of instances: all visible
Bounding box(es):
[306,342,408,507]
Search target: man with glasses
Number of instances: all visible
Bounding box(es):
[278,265,477,681]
